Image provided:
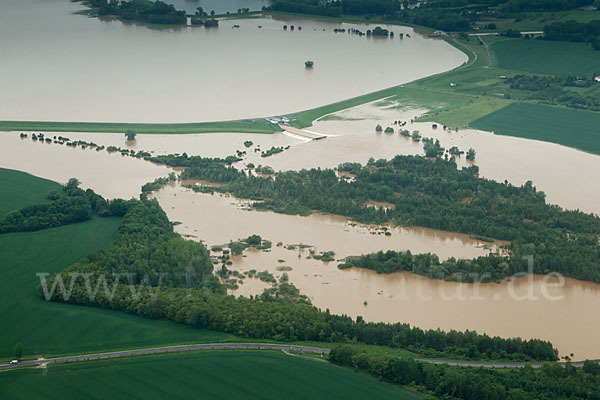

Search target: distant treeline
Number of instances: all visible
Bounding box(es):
[502,0,593,12]
[544,20,600,50]
[0,179,129,233]
[36,190,556,361]
[268,0,472,31]
[506,74,600,111]
[330,345,600,400]
[151,154,600,284]
[267,0,594,32]
[84,0,186,25]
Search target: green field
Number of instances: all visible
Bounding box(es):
[475,9,600,33]
[0,119,282,135]
[0,169,61,218]
[471,102,600,155]
[491,39,600,76]
[0,169,234,358]
[0,351,419,400]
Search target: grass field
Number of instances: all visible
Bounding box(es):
[0,120,282,135]
[0,351,420,400]
[491,39,600,76]
[0,169,234,358]
[475,9,600,32]
[0,169,61,218]
[471,102,600,155]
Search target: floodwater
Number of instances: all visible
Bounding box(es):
[302,99,600,216]
[3,125,600,359]
[153,183,498,260]
[9,95,600,215]
[152,184,600,360]
[0,0,466,123]
[0,133,170,199]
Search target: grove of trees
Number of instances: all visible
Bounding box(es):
[84,0,186,25]
[150,154,600,284]
[330,345,600,400]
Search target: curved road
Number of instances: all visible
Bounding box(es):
[0,343,330,371]
[1,343,592,371]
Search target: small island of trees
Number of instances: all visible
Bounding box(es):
[125,129,137,141]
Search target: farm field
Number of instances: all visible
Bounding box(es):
[470,102,600,155]
[0,351,419,400]
[0,168,61,217]
[0,169,234,358]
[475,9,600,32]
[491,39,600,76]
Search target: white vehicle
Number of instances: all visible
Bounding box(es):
[9,360,18,365]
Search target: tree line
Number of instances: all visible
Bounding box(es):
[0,178,129,233]
[267,0,594,33]
[83,0,186,25]
[505,74,600,112]
[330,345,600,400]
[544,20,600,50]
[339,250,514,283]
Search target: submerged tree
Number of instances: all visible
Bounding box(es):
[125,130,137,141]
[466,148,476,161]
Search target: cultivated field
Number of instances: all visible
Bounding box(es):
[0,351,419,400]
[491,39,600,76]
[0,169,61,217]
[470,102,600,155]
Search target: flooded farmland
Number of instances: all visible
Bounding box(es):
[0,0,465,123]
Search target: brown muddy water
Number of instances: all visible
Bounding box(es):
[2,126,600,359]
[152,183,600,360]
[7,95,600,216]
[0,133,170,199]
[0,0,466,123]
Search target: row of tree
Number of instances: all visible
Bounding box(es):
[505,73,600,111]
[0,178,129,233]
[339,250,513,282]
[330,345,600,400]
[544,20,600,50]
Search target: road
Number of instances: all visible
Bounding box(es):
[279,124,328,141]
[477,36,493,67]
[2,342,593,371]
[0,343,330,371]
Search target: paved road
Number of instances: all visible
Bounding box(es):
[0,343,330,371]
[2,342,593,371]
[280,124,328,141]
[477,36,493,67]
